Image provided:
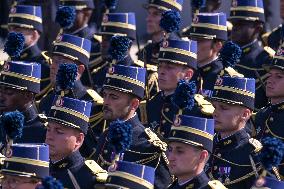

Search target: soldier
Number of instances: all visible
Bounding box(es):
[182,12,228,95]
[56,0,101,87]
[207,76,262,189]
[45,94,107,188]
[6,4,51,100]
[96,161,155,189]
[0,61,46,143]
[144,39,212,138]
[1,143,49,189]
[167,115,226,189]
[93,64,171,189]
[254,43,284,178]
[38,34,104,157]
[229,0,273,110]
[138,0,183,99]
[91,12,142,93]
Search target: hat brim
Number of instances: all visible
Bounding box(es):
[167,138,205,150]
[262,64,284,72]
[94,183,126,189]
[142,3,166,11]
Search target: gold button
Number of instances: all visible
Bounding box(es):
[104,150,108,154]
[162,120,166,124]
[217,153,221,157]
[265,130,269,133]
[214,166,217,171]
[270,117,274,122]
[164,108,170,112]
[161,132,165,136]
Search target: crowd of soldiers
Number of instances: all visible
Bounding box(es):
[0,0,284,189]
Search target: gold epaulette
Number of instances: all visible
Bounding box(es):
[146,64,157,72]
[41,51,52,65]
[38,114,48,127]
[134,60,144,67]
[224,67,244,77]
[194,94,215,115]
[249,138,263,153]
[0,60,5,66]
[0,152,5,165]
[264,46,276,57]
[227,21,233,31]
[0,24,8,29]
[139,100,148,125]
[144,128,167,152]
[86,89,104,104]
[93,34,102,43]
[182,26,190,33]
[208,180,228,189]
[90,57,105,72]
[85,160,108,182]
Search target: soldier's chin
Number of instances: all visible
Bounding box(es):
[103,112,113,121]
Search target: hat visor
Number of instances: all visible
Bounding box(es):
[142,3,165,11]
[94,183,127,189]
[102,85,142,99]
[1,171,41,179]
[262,64,284,72]
[47,117,84,133]
[0,82,28,92]
[208,96,252,109]
[167,138,204,149]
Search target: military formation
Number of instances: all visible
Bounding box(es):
[0,0,284,189]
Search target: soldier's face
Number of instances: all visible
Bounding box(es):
[146,7,163,35]
[212,101,250,135]
[1,174,40,189]
[266,69,284,103]
[158,62,192,93]
[231,20,258,46]
[167,142,207,179]
[102,89,136,121]
[45,121,84,161]
[0,86,29,113]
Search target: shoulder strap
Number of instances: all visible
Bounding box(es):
[208,180,228,189]
[139,100,148,125]
[41,51,52,65]
[85,160,108,182]
[224,67,244,77]
[194,94,215,115]
[248,138,263,153]
[86,89,103,104]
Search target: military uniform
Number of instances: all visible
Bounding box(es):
[234,41,272,110]
[208,76,262,189]
[207,129,261,189]
[50,150,103,189]
[228,0,273,110]
[254,47,284,179]
[47,90,107,189]
[167,109,226,189]
[7,5,52,101]
[94,64,171,189]
[57,0,101,87]
[168,172,226,189]
[142,39,214,138]
[38,33,105,158]
[0,61,46,143]
[94,114,171,189]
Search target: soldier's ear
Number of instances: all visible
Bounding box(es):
[77,64,85,79]
[184,68,194,81]
[199,150,209,163]
[241,108,252,122]
[75,132,85,147]
[130,98,140,110]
